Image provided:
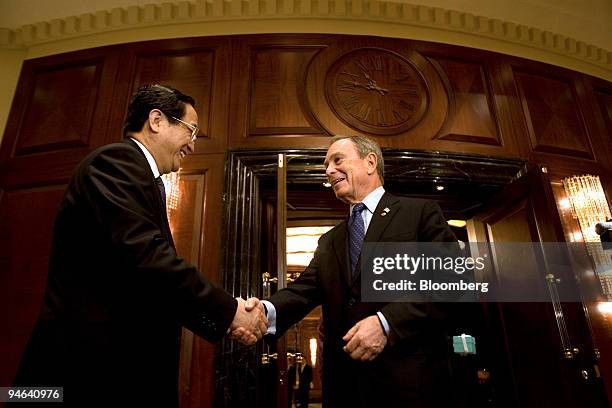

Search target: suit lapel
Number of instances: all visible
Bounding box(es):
[363,192,400,243]
[123,139,176,250]
[350,192,400,286]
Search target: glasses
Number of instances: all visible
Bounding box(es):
[170,115,199,142]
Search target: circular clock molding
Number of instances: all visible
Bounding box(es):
[325,48,429,135]
[305,42,448,141]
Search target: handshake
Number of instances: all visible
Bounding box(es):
[228,297,269,345]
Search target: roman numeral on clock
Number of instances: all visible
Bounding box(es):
[399,100,415,112]
[357,104,371,121]
[341,95,360,109]
[393,110,405,122]
[377,110,387,125]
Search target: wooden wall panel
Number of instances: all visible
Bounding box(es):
[0,47,120,188]
[515,70,593,159]
[172,154,226,408]
[1,33,612,407]
[107,38,232,153]
[250,47,322,134]
[134,51,215,138]
[0,186,65,388]
[229,35,526,159]
[229,36,329,148]
[431,58,500,146]
[304,37,449,149]
[595,89,612,138]
[15,61,101,155]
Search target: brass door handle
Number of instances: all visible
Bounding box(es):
[262,272,278,284]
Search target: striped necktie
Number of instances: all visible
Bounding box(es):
[349,202,366,276]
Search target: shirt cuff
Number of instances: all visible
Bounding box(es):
[261,300,277,335]
[376,311,390,337]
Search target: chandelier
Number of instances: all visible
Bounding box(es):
[161,171,181,215]
[563,174,612,301]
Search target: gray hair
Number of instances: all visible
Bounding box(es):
[330,135,384,184]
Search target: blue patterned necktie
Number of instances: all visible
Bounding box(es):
[349,202,366,276]
[155,176,167,209]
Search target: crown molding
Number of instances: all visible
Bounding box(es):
[0,0,610,80]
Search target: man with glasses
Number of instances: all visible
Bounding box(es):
[11,84,267,406]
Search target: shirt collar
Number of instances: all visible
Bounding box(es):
[131,138,160,178]
[350,185,385,214]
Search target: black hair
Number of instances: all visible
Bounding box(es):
[122,84,195,138]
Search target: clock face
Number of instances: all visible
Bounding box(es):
[325,49,428,135]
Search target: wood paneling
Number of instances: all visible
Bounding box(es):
[0,47,120,188]
[1,33,612,407]
[173,153,226,408]
[305,37,449,147]
[515,70,593,159]
[593,86,612,170]
[229,36,330,148]
[0,186,66,387]
[134,52,215,138]
[250,47,322,134]
[595,89,612,141]
[107,37,232,153]
[432,58,500,146]
[15,61,101,156]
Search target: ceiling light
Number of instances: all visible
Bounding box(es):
[447,220,466,228]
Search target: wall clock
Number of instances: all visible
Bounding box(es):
[325,48,428,135]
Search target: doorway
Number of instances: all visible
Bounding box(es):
[214,149,609,407]
[214,149,530,407]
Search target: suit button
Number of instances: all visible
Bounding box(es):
[347,298,356,307]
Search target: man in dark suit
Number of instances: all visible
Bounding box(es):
[259,135,457,407]
[12,84,266,406]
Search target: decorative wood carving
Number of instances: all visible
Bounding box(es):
[432,57,500,146]
[249,46,323,135]
[1,33,612,408]
[595,88,612,147]
[15,61,102,156]
[0,48,121,190]
[325,48,428,135]
[107,38,232,153]
[514,70,594,160]
[133,51,215,141]
[2,0,609,83]
[306,38,448,145]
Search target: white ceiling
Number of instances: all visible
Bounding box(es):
[1,0,610,51]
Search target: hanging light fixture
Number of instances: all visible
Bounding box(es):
[563,175,611,242]
[161,171,181,215]
[563,174,612,301]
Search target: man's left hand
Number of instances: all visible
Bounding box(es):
[342,315,387,361]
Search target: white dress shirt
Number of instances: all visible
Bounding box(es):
[131,138,160,178]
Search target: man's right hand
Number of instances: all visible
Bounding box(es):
[229,297,268,345]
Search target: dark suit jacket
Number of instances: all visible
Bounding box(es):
[12,139,237,406]
[269,192,457,408]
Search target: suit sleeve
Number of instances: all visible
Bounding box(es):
[381,200,457,344]
[78,146,237,342]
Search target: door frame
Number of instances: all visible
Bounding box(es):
[214,149,526,407]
